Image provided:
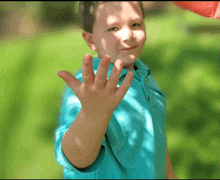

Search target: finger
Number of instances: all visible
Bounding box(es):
[106,59,124,92]
[82,54,95,86]
[94,54,110,88]
[57,71,81,94]
[115,71,133,99]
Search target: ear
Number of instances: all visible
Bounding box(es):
[82,31,98,52]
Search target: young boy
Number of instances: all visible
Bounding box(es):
[55,1,178,179]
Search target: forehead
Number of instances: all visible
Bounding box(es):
[95,1,143,24]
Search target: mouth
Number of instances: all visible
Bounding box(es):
[121,46,137,50]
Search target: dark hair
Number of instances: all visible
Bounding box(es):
[78,1,145,34]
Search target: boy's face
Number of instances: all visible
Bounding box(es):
[82,1,146,71]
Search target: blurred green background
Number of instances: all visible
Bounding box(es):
[0,1,219,179]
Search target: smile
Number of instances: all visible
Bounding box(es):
[121,46,137,50]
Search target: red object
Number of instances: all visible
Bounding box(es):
[173,1,220,19]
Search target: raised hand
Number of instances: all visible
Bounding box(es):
[57,54,134,116]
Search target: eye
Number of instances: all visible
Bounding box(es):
[108,27,117,32]
[133,23,141,27]
[107,23,141,32]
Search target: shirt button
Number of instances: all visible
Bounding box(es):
[147,96,150,101]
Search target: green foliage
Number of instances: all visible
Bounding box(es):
[40,1,80,27]
[0,5,219,179]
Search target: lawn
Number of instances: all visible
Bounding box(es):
[0,5,219,179]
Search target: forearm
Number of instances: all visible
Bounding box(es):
[165,150,178,179]
[62,108,111,169]
[165,173,178,179]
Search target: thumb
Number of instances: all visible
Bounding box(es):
[57,70,81,93]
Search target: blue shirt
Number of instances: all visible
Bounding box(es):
[54,57,167,179]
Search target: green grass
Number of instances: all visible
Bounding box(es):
[0,6,220,179]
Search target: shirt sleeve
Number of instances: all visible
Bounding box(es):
[54,69,106,173]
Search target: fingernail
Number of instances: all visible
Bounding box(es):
[129,72,133,77]
[57,72,62,77]
[104,55,109,60]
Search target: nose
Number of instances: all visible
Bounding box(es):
[121,27,134,41]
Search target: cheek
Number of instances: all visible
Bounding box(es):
[107,36,119,47]
[99,36,119,57]
[104,38,119,55]
[139,31,146,45]
[101,35,116,48]
[100,38,108,49]
[142,35,146,45]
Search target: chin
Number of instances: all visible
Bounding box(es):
[121,54,138,62]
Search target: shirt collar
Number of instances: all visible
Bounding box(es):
[92,57,150,83]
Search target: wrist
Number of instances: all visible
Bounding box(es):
[80,108,112,122]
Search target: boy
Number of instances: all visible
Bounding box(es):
[55,1,178,179]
